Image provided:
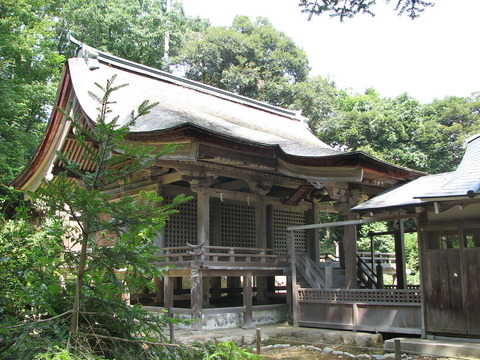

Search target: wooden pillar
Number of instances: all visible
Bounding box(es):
[243,272,254,328]
[202,276,210,306]
[305,202,320,262]
[289,230,299,326]
[394,219,407,289]
[164,273,173,314]
[211,277,222,302]
[256,276,268,304]
[210,198,222,302]
[195,189,210,246]
[266,205,276,293]
[256,197,268,303]
[154,277,164,304]
[343,213,358,289]
[227,276,240,296]
[191,267,203,331]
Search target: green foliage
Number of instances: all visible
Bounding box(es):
[319,90,480,173]
[299,0,434,21]
[56,0,207,68]
[172,16,310,105]
[0,0,65,183]
[288,76,340,132]
[0,76,192,359]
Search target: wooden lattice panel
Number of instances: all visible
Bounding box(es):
[298,289,422,303]
[273,209,305,253]
[164,196,197,247]
[220,201,256,247]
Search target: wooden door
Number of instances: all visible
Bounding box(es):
[462,228,480,335]
[423,227,480,336]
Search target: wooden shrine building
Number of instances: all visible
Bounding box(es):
[13,42,424,331]
[352,134,480,338]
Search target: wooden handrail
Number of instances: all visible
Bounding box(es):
[157,245,290,265]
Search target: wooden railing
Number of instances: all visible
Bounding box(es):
[297,288,422,303]
[296,288,422,334]
[357,252,396,267]
[155,244,290,268]
[296,254,325,288]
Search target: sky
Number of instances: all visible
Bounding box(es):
[180,0,480,104]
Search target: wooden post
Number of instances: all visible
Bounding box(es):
[164,273,173,319]
[196,189,210,247]
[154,277,164,304]
[266,205,276,294]
[325,258,333,289]
[256,328,262,354]
[344,214,358,289]
[191,267,203,331]
[394,339,402,360]
[289,230,299,326]
[376,261,384,289]
[305,202,320,262]
[211,198,222,246]
[211,276,222,302]
[256,198,268,303]
[243,272,253,328]
[202,276,210,306]
[394,219,407,289]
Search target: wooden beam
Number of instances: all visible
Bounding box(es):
[161,171,183,184]
[214,179,249,191]
[157,159,309,189]
[284,185,313,206]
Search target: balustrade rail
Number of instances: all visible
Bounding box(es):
[357,252,396,266]
[297,288,422,304]
[156,244,290,268]
[296,288,422,334]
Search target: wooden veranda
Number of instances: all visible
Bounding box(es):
[287,218,423,335]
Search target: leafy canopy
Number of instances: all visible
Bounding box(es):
[0,76,191,360]
[299,0,434,21]
[172,16,310,105]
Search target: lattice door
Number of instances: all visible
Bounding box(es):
[219,201,256,248]
[273,209,305,253]
[163,196,198,247]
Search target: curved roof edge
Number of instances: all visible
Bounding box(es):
[70,36,307,122]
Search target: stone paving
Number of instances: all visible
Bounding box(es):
[172,322,383,348]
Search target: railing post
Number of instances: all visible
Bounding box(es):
[376,261,384,289]
[325,258,333,289]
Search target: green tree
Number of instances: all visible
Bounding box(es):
[172,16,310,105]
[1,77,190,359]
[56,0,207,68]
[0,0,64,184]
[299,0,434,21]
[288,75,340,132]
[318,89,429,171]
[416,94,480,173]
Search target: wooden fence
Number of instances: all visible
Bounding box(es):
[295,288,422,334]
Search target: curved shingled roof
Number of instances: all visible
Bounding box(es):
[69,45,339,158]
[12,41,423,191]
